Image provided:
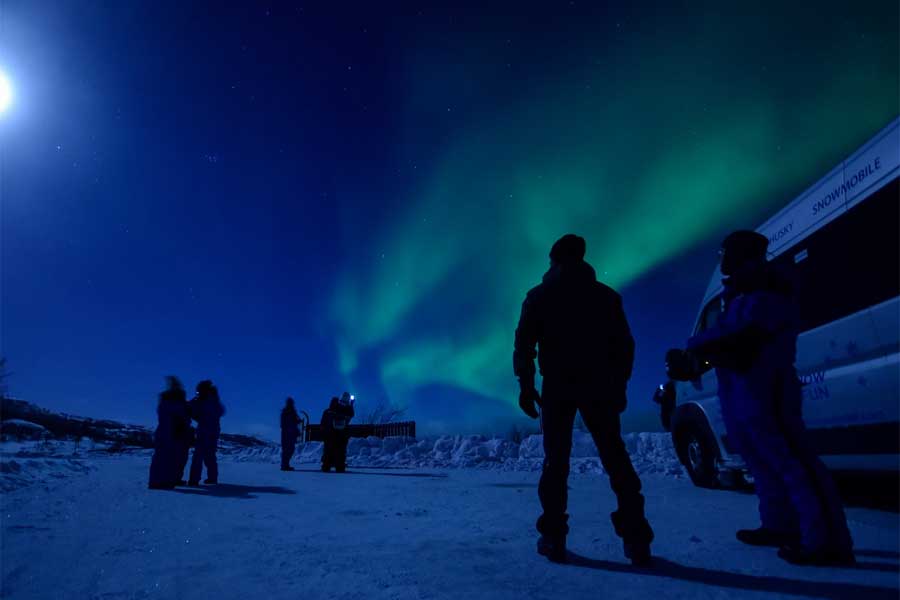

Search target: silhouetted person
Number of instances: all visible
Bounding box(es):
[514,234,653,565]
[188,380,225,486]
[281,397,301,471]
[148,376,191,490]
[667,230,854,566]
[321,392,354,473]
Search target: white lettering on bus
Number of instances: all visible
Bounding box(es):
[812,157,882,216]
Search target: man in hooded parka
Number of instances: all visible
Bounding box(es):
[514,234,653,565]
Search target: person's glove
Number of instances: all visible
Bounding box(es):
[666,348,700,381]
[518,385,541,420]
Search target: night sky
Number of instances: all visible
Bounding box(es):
[1,1,897,440]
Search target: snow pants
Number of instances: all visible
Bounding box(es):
[322,434,348,471]
[189,430,219,483]
[178,440,191,482]
[281,433,297,469]
[537,377,653,545]
[724,385,852,553]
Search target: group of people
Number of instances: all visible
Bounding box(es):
[279,392,355,472]
[513,233,854,568]
[148,377,225,489]
[148,231,855,570]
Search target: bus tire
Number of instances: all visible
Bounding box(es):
[674,418,721,489]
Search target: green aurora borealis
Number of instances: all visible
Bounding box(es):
[329,3,899,430]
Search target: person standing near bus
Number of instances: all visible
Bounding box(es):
[668,230,854,566]
[513,234,654,566]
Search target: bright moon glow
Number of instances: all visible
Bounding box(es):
[0,71,13,114]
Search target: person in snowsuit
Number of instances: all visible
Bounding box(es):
[188,380,225,486]
[321,392,354,473]
[148,376,191,490]
[513,234,654,565]
[281,397,301,471]
[668,230,854,566]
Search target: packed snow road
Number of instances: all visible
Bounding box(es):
[1,456,898,600]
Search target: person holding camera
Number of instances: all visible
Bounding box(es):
[666,230,853,566]
[321,392,355,473]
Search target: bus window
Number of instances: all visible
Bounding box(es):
[773,177,900,332]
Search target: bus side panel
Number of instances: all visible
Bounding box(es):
[869,296,900,355]
[867,297,900,432]
[795,308,885,430]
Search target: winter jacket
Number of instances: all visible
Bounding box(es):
[687,274,801,427]
[281,407,300,443]
[155,389,190,444]
[514,260,635,397]
[189,389,225,435]
[321,402,355,437]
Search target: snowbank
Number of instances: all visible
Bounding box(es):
[0,456,95,492]
[225,432,685,477]
[0,431,683,490]
[0,439,146,492]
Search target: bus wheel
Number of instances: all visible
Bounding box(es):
[676,422,720,489]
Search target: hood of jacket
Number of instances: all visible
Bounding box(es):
[542,259,597,286]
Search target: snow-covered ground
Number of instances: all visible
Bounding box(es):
[1,441,898,600]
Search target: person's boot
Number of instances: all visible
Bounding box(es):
[204,478,217,485]
[335,464,346,473]
[624,541,652,567]
[148,482,175,490]
[186,480,201,487]
[281,465,294,471]
[737,527,800,548]
[777,544,856,567]
[537,535,567,564]
[321,464,331,472]
[612,509,654,567]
